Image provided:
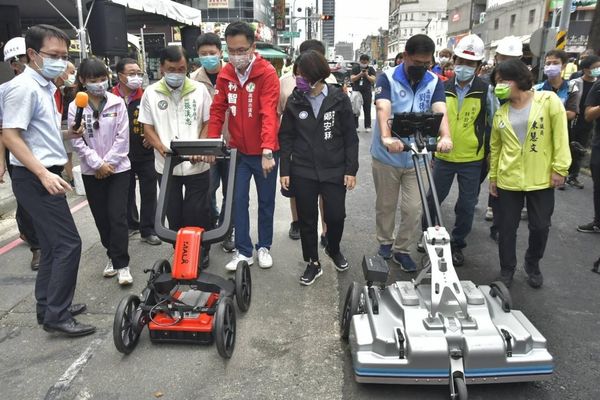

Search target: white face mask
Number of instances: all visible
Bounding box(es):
[439,57,450,64]
[125,75,143,90]
[64,73,76,87]
[229,54,252,71]
[86,80,109,96]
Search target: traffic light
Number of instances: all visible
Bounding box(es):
[321,15,333,21]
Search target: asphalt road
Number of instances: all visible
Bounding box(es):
[0,128,599,400]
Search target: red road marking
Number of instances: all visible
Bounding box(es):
[0,200,88,256]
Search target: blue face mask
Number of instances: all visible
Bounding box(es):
[454,65,476,82]
[36,53,67,80]
[199,55,220,71]
[164,72,185,88]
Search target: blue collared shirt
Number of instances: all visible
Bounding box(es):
[455,78,474,111]
[2,66,67,167]
[305,83,328,118]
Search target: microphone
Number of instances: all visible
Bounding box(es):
[73,92,89,130]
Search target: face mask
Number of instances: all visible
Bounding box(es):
[495,82,512,100]
[295,76,312,93]
[439,57,450,64]
[444,70,455,79]
[199,55,220,71]
[64,73,76,87]
[125,75,143,90]
[544,64,562,78]
[406,65,428,82]
[454,65,476,82]
[36,54,67,80]
[86,80,108,96]
[590,67,600,78]
[229,54,252,71]
[164,72,185,88]
[360,63,369,68]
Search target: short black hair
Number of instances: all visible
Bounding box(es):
[25,24,70,62]
[299,39,325,55]
[394,53,403,62]
[579,55,600,70]
[115,57,138,74]
[196,32,222,51]
[492,59,533,91]
[405,34,435,56]
[360,54,370,61]
[293,50,330,85]
[224,21,255,45]
[160,45,187,65]
[545,49,568,65]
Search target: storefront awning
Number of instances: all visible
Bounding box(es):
[107,0,202,26]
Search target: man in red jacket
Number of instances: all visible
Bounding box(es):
[208,21,280,271]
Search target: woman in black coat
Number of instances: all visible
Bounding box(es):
[279,50,359,286]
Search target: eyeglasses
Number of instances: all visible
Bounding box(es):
[120,72,145,78]
[227,47,251,55]
[38,50,69,61]
[92,110,100,130]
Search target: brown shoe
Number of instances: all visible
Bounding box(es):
[31,249,41,271]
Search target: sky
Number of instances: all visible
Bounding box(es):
[293,0,390,49]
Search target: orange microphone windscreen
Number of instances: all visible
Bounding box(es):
[74,92,89,108]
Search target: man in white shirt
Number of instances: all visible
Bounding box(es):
[139,46,213,268]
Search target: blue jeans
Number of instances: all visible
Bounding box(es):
[423,158,483,249]
[234,153,278,257]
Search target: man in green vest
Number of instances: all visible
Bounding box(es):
[423,34,491,267]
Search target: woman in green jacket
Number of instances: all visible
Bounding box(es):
[489,59,571,289]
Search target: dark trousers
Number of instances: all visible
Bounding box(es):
[359,90,372,128]
[83,171,130,269]
[159,170,211,232]
[497,188,554,275]
[423,159,483,248]
[210,158,230,227]
[591,147,600,224]
[11,166,82,324]
[569,125,592,178]
[127,159,158,237]
[6,155,39,249]
[233,153,278,257]
[293,175,346,262]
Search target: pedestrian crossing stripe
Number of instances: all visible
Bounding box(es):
[555,31,567,50]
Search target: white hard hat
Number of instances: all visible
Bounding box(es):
[496,36,523,57]
[454,35,485,61]
[3,37,26,61]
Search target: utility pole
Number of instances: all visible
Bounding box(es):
[76,0,88,59]
[555,0,572,50]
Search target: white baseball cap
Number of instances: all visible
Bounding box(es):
[454,35,485,61]
[496,36,523,57]
[3,37,26,62]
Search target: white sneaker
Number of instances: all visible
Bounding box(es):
[225,250,254,271]
[103,260,117,277]
[257,247,273,269]
[485,207,493,221]
[118,267,133,285]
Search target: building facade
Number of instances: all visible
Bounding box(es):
[387,0,447,56]
[358,29,389,63]
[335,41,354,60]
[322,0,335,49]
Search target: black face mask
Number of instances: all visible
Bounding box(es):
[406,65,428,82]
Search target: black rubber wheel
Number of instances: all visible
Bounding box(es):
[235,260,252,312]
[113,295,143,354]
[453,376,468,400]
[214,297,236,359]
[489,281,513,312]
[340,282,361,342]
[152,259,171,274]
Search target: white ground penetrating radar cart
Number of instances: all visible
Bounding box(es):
[341,112,553,400]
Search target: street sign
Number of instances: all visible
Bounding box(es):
[282,31,301,38]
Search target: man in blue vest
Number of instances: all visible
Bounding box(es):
[422,34,491,267]
[371,34,452,272]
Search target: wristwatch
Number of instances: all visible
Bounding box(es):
[262,152,274,160]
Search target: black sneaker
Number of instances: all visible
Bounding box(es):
[200,246,210,270]
[451,247,465,267]
[320,233,329,248]
[496,270,514,288]
[300,262,323,286]
[577,222,600,233]
[526,273,544,288]
[222,230,235,252]
[325,247,350,272]
[567,177,584,189]
[289,221,301,240]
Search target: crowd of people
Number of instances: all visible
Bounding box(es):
[0,21,599,337]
